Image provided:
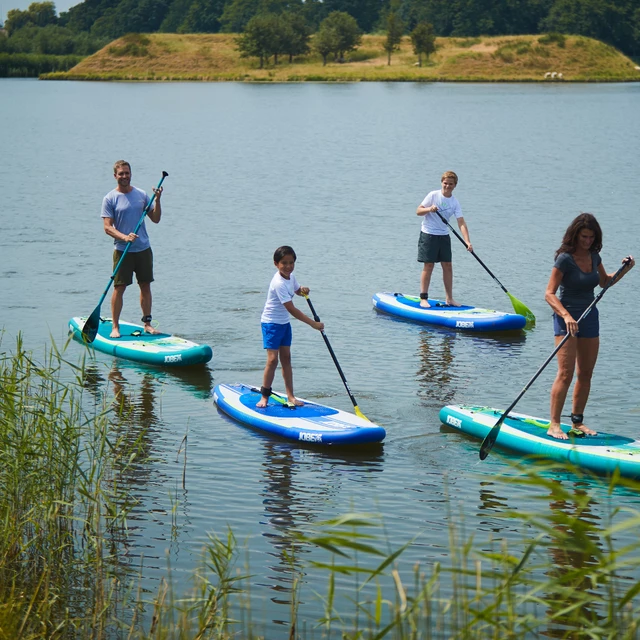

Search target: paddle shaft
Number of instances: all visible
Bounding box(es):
[97,171,168,308]
[434,209,509,295]
[304,296,361,413]
[479,257,632,460]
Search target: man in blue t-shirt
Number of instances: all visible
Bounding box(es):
[101,160,163,338]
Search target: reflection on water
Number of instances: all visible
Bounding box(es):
[543,479,603,636]
[253,436,384,624]
[416,327,527,409]
[416,330,457,408]
[114,359,215,399]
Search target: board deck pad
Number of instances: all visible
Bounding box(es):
[68,317,213,366]
[372,292,526,331]
[214,383,385,446]
[440,404,640,478]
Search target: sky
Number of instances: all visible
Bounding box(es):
[1,0,78,24]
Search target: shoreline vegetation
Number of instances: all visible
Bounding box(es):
[41,32,640,82]
[3,336,640,637]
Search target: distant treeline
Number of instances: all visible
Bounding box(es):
[1,0,639,58]
[0,51,82,75]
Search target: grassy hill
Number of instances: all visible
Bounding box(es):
[42,32,640,82]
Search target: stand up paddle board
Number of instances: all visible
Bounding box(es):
[68,317,213,366]
[372,292,526,331]
[440,404,640,479]
[213,383,386,446]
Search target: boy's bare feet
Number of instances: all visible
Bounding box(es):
[547,424,568,440]
[144,323,161,335]
[110,327,121,338]
[256,397,268,408]
[287,397,304,407]
[446,299,461,307]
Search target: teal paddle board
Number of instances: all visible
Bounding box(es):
[69,317,212,366]
[440,404,640,479]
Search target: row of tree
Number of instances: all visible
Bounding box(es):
[236,9,436,67]
[2,0,639,57]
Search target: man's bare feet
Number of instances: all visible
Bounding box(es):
[547,424,568,440]
[256,397,268,408]
[287,397,304,407]
[110,327,121,338]
[144,323,161,335]
[446,299,461,307]
[419,299,431,308]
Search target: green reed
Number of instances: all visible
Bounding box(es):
[2,336,640,638]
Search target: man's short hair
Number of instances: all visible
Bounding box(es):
[113,160,131,174]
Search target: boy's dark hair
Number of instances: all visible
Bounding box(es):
[273,246,296,263]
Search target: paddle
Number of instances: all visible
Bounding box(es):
[304,295,369,421]
[479,257,632,460]
[81,171,169,343]
[434,209,535,323]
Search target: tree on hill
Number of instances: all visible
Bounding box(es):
[313,23,337,64]
[410,21,435,66]
[281,12,310,61]
[235,12,283,66]
[236,11,308,65]
[318,11,360,60]
[383,8,404,65]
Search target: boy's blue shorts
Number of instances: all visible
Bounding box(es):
[262,322,292,349]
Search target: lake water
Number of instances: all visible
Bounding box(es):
[2,78,640,634]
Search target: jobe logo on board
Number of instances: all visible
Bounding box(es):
[164,354,183,363]
[456,321,474,328]
[299,432,322,443]
[446,415,462,428]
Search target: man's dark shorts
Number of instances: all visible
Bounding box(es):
[553,306,599,338]
[418,232,452,263]
[113,247,154,286]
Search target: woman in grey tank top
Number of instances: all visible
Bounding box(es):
[544,213,634,440]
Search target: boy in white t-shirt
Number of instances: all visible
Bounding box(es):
[256,246,324,408]
[416,171,472,308]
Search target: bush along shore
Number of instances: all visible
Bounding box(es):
[0,52,84,77]
[3,335,640,637]
[41,32,640,82]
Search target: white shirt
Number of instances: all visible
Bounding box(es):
[420,190,463,235]
[261,272,300,324]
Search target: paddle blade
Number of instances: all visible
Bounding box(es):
[81,307,101,343]
[479,417,505,460]
[355,406,370,422]
[507,292,535,325]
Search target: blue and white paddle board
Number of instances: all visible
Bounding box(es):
[440,404,640,479]
[68,317,213,366]
[213,383,386,446]
[372,292,526,331]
